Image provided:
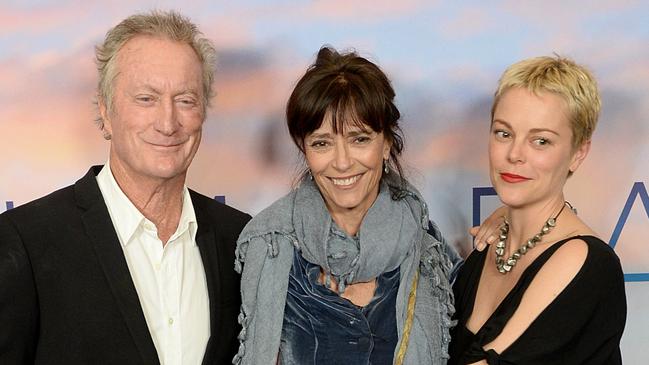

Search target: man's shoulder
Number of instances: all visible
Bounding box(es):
[188,189,251,228]
[1,167,100,227]
[1,184,77,224]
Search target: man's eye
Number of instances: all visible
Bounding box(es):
[178,98,197,105]
[136,95,154,103]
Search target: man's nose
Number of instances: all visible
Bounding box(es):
[155,98,180,136]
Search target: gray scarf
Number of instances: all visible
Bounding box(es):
[293,177,418,294]
[233,176,454,364]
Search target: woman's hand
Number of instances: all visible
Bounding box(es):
[469,205,507,251]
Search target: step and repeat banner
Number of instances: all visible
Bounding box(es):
[1,1,647,362]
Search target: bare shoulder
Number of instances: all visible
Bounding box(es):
[541,212,597,273]
[549,238,589,265]
[537,237,589,286]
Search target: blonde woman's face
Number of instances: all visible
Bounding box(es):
[489,87,590,209]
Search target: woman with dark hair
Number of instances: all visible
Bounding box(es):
[232,46,502,365]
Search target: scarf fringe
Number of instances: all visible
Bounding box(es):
[392,179,455,359]
[420,235,456,359]
[233,231,291,365]
[233,303,249,364]
[235,230,300,273]
[390,187,430,230]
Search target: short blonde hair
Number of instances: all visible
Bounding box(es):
[95,10,216,129]
[491,55,601,148]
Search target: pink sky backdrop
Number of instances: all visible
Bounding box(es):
[1,1,647,254]
[1,1,648,359]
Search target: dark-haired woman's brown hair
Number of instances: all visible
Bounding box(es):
[286,46,405,183]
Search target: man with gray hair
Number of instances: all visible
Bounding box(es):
[0,10,249,364]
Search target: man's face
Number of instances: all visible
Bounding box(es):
[100,35,205,184]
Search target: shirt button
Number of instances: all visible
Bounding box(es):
[168,318,174,325]
[154,263,161,271]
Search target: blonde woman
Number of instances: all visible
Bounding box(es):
[449,56,626,364]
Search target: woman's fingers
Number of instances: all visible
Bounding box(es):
[471,207,507,251]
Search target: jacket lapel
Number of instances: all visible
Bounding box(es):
[75,166,160,364]
[191,191,222,365]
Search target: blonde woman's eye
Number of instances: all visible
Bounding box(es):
[494,130,510,139]
[533,137,550,146]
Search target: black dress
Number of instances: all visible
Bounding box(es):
[449,235,626,365]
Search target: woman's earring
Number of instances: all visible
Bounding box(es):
[308,170,313,180]
[383,159,389,174]
[565,200,578,214]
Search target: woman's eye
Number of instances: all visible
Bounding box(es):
[354,136,371,144]
[533,137,551,146]
[494,130,510,139]
[310,140,328,148]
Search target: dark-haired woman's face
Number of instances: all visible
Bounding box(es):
[304,114,391,221]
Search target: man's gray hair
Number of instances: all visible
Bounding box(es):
[95,10,216,129]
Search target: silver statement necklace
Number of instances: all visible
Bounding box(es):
[495,202,571,274]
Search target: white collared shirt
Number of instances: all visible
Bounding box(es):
[96,164,210,365]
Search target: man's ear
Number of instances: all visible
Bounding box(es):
[98,97,113,139]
